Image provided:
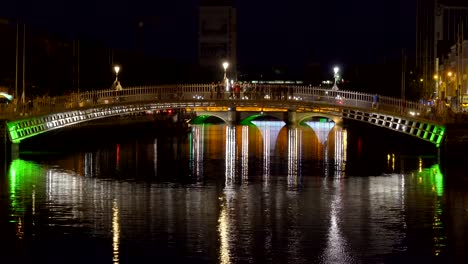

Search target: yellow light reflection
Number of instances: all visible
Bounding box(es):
[225,126,236,183]
[218,199,230,264]
[241,126,249,183]
[112,198,120,264]
[16,217,24,239]
[287,127,299,188]
[192,125,204,179]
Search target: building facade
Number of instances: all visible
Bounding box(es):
[198,0,237,81]
[438,40,468,102]
[416,0,468,98]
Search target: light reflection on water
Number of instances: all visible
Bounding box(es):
[1,122,463,263]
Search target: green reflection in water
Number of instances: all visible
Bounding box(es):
[8,159,43,223]
[418,164,444,197]
[417,163,446,256]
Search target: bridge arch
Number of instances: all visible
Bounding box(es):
[296,113,342,125]
[191,114,226,124]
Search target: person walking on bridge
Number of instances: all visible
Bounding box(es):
[372,94,379,109]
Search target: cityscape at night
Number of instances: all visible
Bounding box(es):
[1,0,468,263]
[0,0,435,96]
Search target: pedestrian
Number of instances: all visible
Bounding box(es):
[372,94,379,109]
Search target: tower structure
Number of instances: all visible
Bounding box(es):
[198,0,237,81]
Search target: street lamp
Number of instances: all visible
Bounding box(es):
[113,65,122,91]
[222,62,229,81]
[332,66,340,91]
[114,65,120,82]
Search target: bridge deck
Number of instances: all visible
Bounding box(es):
[0,84,450,146]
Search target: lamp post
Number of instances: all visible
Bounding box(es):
[332,66,339,91]
[113,65,122,91]
[222,62,229,81]
[114,65,120,82]
[433,74,439,99]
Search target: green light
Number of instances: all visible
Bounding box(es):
[436,127,445,147]
[432,164,444,197]
[8,159,44,221]
[239,114,263,125]
[418,163,444,197]
[192,115,212,124]
[319,118,327,122]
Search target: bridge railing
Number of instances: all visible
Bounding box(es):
[0,84,447,123]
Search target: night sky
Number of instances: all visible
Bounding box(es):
[1,0,416,71]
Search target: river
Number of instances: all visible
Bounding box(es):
[1,119,467,263]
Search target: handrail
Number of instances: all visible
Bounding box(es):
[0,84,450,123]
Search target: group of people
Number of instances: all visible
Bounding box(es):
[209,81,295,100]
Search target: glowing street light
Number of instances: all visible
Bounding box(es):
[332,66,340,91]
[222,61,229,81]
[114,65,120,82]
[113,65,122,91]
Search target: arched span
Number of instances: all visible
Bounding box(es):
[297,113,342,125]
[190,113,227,124]
[239,113,283,125]
[303,121,336,145]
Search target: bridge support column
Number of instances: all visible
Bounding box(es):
[286,110,298,127]
[10,143,19,159]
[1,120,19,160]
[227,107,237,126]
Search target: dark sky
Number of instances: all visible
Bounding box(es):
[2,0,416,69]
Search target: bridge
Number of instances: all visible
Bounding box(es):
[0,84,448,147]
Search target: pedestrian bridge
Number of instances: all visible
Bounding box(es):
[0,84,446,147]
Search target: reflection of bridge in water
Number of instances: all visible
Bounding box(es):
[0,84,447,147]
[191,122,347,185]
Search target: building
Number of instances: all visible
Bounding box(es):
[198,0,237,81]
[416,0,468,98]
[438,40,468,105]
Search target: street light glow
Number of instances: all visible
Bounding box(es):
[333,67,339,74]
[222,62,229,71]
[447,71,453,77]
[114,65,120,75]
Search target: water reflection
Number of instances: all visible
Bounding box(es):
[225,125,236,184]
[287,126,302,189]
[321,177,353,263]
[112,198,120,264]
[190,125,204,180]
[3,122,462,263]
[241,126,249,183]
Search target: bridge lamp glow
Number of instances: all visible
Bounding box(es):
[333,66,339,75]
[222,61,229,81]
[114,65,121,81]
[447,71,453,77]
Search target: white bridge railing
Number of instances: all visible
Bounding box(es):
[0,84,447,123]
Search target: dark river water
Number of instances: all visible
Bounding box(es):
[1,119,468,264]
